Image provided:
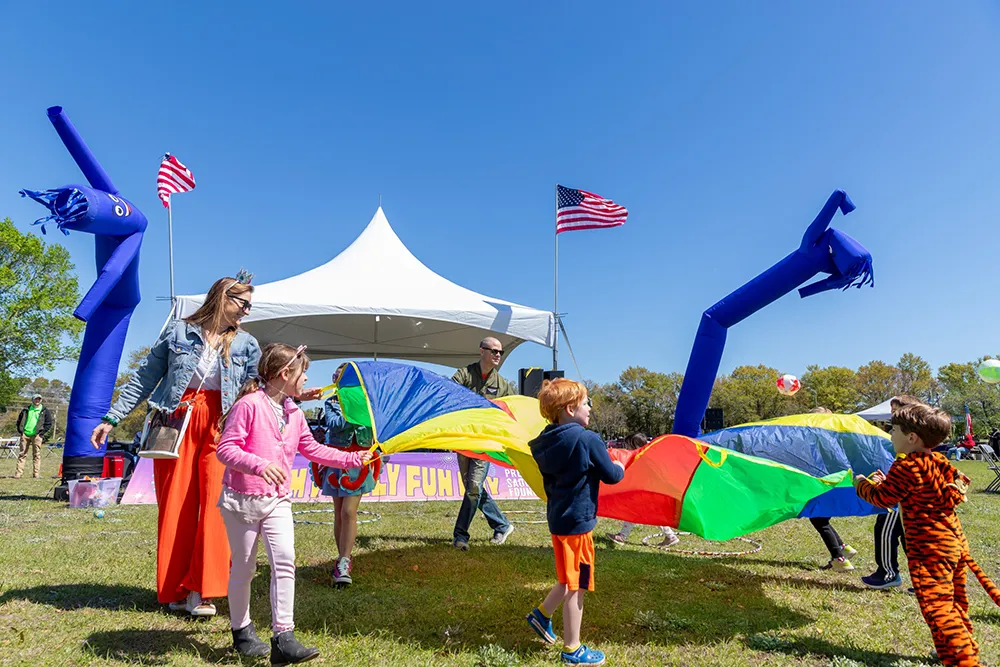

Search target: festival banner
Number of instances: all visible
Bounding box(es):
[120,452,539,505]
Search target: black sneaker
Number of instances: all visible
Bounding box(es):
[861,572,902,589]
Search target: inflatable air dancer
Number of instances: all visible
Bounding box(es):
[20,107,147,494]
[673,189,873,438]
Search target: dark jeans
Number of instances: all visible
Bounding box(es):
[873,509,906,579]
[809,517,844,559]
[453,454,510,543]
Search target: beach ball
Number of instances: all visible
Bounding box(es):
[978,359,1000,384]
[776,374,801,396]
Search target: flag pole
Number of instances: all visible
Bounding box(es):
[553,184,559,371]
[167,198,176,303]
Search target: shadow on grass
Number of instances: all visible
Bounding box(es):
[742,634,934,667]
[0,492,58,501]
[0,583,160,612]
[83,629,232,665]
[284,543,816,659]
[972,612,1000,625]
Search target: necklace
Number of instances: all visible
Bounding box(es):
[267,395,287,434]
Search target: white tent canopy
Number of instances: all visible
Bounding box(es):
[172,208,555,369]
[855,397,895,422]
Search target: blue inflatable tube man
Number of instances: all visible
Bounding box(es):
[20,106,147,481]
[673,190,873,438]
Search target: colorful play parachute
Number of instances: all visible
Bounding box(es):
[336,361,854,540]
[335,361,547,498]
[699,412,894,518]
[601,436,853,540]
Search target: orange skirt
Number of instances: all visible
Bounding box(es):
[152,388,230,603]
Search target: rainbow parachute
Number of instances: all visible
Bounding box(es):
[336,361,854,540]
[699,413,894,518]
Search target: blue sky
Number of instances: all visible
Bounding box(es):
[3,2,999,392]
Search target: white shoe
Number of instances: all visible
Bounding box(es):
[169,591,216,617]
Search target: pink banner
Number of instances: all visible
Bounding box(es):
[120,452,538,504]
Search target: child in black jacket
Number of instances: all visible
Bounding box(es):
[525,379,624,666]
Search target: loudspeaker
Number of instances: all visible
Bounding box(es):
[519,368,545,397]
[543,370,564,381]
[702,408,724,432]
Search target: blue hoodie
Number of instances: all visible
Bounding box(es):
[529,422,625,535]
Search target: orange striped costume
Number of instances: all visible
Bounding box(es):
[857,451,1000,667]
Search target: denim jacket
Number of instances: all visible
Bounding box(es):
[106,320,261,423]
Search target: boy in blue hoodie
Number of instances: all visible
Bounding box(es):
[525,379,625,666]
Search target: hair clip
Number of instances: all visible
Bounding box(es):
[235,268,254,285]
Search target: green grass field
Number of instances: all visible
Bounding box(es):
[0,456,998,666]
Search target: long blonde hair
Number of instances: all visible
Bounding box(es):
[219,343,311,433]
[184,277,253,362]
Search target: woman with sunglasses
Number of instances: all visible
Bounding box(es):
[91,274,261,618]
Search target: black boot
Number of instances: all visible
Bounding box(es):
[232,622,269,657]
[270,631,319,665]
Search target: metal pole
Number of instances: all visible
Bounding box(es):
[553,184,559,371]
[167,200,176,302]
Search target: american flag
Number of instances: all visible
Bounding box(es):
[556,184,628,234]
[157,153,196,208]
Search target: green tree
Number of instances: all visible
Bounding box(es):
[111,346,152,440]
[709,364,795,426]
[937,358,1000,439]
[0,218,83,407]
[616,366,684,437]
[896,353,939,404]
[800,365,859,413]
[855,360,899,408]
[584,380,629,440]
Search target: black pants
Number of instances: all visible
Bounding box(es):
[809,517,844,559]
[872,510,906,579]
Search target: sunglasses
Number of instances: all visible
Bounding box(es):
[586,398,593,408]
[481,347,504,356]
[228,294,252,312]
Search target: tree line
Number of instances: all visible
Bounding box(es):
[586,353,1000,441]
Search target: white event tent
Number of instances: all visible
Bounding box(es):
[172,208,556,369]
[855,397,894,422]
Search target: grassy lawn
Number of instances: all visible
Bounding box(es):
[0,456,998,666]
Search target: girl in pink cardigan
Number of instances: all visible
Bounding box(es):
[216,343,373,663]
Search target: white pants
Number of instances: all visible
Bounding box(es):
[221,498,296,633]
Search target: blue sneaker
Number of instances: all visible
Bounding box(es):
[561,644,606,665]
[525,608,556,644]
[861,572,902,589]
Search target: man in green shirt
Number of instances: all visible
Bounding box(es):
[15,395,53,479]
[450,337,517,551]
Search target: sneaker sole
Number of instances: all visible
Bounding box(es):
[189,607,216,617]
[561,656,605,665]
[863,581,902,590]
[526,615,556,644]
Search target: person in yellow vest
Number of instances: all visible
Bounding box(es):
[450,337,517,551]
[14,395,53,479]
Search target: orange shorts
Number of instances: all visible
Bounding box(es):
[551,532,595,591]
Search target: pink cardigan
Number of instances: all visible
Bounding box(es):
[217,390,364,496]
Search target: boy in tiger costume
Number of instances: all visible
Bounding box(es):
[854,400,1000,667]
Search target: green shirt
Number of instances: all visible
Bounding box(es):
[23,405,42,437]
[452,363,518,399]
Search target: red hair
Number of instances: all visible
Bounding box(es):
[538,378,587,424]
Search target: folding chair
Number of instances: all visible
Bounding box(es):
[978,444,1000,493]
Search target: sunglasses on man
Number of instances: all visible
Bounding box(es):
[481,346,504,357]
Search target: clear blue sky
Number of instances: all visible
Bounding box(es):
[3,2,999,391]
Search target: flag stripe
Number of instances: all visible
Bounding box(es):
[157,154,196,208]
[556,184,627,234]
